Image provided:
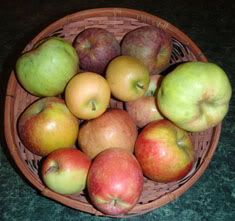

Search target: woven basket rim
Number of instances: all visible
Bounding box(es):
[13,7,207,61]
[4,7,220,217]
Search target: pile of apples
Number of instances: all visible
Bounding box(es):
[15,25,232,216]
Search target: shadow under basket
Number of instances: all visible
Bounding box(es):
[4,8,221,217]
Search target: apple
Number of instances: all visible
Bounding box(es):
[78,108,138,159]
[126,75,164,128]
[126,96,164,128]
[157,61,232,132]
[121,26,172,75]
[73,28,120,74]
[144,74,163,96]
[106,55,150,101]
[18,97,79,156]
[16,37,79,96]
[42,148,91,195]
[87,148,143,215]
[65,72,111,120]
[135,119,195,183]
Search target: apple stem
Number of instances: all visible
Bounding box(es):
[91,100,96,111]
[46,163,59,174]
[136,82,144,90]
[46,166,58,174]
[111,199,118,207]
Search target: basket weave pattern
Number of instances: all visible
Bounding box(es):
[4,8,221,217]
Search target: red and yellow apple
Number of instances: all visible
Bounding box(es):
[65,72,111,120]
[87,148,143,215]
[121,26,172,75]
[78,108,138,159]
[157,61,232,132]
[18,97,79,156]
[42,148,91,195]
[106,55,150,101]
[135,119,195,183]
[73,28,120,74]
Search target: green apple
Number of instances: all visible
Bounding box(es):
[18,97,79,156]
[106,55,150,101]
[157,61,232,132]
[42,148,91,195]
[65,72,111,120]
[16,37,79,96]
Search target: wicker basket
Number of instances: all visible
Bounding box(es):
[4,8,221,217]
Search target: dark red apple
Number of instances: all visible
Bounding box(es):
[78,108,138,159]
[87,148,144,215]
[135,119,195,183]
[73,28,121,74]
[121,25,172,74]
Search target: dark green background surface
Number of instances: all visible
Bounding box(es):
[0,1,234,220]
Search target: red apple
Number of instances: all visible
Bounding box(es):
[18,97,79,156]
[125,75,164,128]
[121,26,172,74]
[42,148,91,195]
[78,108,138,159]
[87,148,143,215]
[135,119,195,183]
[126,96,164,128]
[73,28,120,74]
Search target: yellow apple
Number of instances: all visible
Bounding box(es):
[65,72,111,120]
[106,55,150,102]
